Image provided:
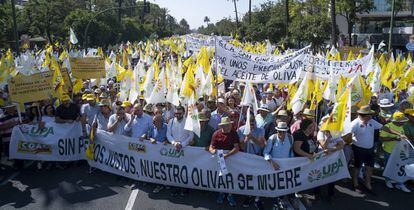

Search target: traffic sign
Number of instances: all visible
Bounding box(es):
[406,42,414,51]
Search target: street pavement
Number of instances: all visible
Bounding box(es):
[1,159,414,210]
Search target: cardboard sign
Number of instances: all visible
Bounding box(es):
[70,57,105,79]
[8,72,53,103]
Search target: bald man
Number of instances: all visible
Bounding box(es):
[125,104,153,139]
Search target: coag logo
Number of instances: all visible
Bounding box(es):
[128,142,146,153]
[160,147,184,158]
[308,159,344,183]
[17,140,52,154]
[21,125,54,138]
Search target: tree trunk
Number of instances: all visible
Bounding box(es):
[347,18,353,46]
[330,0,337,47]
[249,0,252,25]
[285,0,289,39]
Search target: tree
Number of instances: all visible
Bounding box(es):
[227,0,239,28]
[178,18,190,34]
[330,0,337,47]
[337,0,374,46]
[203,16,210,26]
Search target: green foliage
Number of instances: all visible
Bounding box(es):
[0,0,189,48]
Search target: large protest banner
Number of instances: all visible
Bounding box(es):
[186,34,215,53]
[70,57,105,79]
[383,140,414,183]
[8,71,53,103]
[9,124,350,197]
[9,122,85,161]
[89,131,350,197]
[215,38,373,83]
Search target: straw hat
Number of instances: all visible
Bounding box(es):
[276,110,288,117]
[217,98,225,104]
[143,103,153,112]
[303,108,315,117]
[392,112,409,123]
[258,104,270,112]
[198,113,210,122]
[98,99,111,107]
[275,121,289,132]
[357,105,375,115]
[378,98,394,108]
[218,116,233,126]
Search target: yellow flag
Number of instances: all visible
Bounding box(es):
[180,64,195,98]
[321,88,350,131]
[336,75,347,100]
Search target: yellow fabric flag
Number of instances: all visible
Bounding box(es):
[380,57,395,90]
[73,79,83,93]
[321,88,350,131]
[346,50,354,61]
[336,75,347,100]
[180,64,195,99]
[310,79,327,110]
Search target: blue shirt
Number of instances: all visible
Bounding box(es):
[209,110,227,130]
[148,123,168,143]
[124,113,153,138]
[263,133,293,160]
[237,125,264,155]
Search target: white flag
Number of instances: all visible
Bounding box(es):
[291,72,312,114]
[184,93,201,137]
[243,107,251,135]
[147,69,166,104]
[69,28,78,45]
[241,83,258,116]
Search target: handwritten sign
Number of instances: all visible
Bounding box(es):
[70,57,105,79]
[8,72,53,103]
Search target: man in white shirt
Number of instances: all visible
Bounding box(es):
[81,94,100,126]
[349,105,405,192]
[107,105,130,136]
[167,106,194,151]
[125,104,152,139]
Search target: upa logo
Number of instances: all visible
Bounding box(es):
[17,140,52,154]
[128,142,146,153]
[308,159,344,183]
[160,147,184,158]
[20,125,54,138]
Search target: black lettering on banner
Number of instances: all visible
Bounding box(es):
[123,155,130,173]
[192,168,200,187]
[78,137,84,154]
[173,164,180,183]
[58,139,64,155]
[238,174,246,190]
[219,67,229,76]
[261,72,269,80]
[277,171,285,189]
[246,175,253,190]
[258,174,267,190]
[181,166,188,184]
[160,163,167,180]
[130,157,136,174]
[200,169,208,188]
[226,174,234,190]
[294,167,301,187]
[218,174,226,189]
[208,170,218,188]
[57,138,76,156]
[285,169,294,189]
[154,161,160,180]
[166,163,173,182]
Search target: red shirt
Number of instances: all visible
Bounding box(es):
[210,129,239,150]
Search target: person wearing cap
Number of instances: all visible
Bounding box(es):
[209,97,228,130]
[404,109,414,141]
[209,116,239,207]
[317,126,345,201]
[143,103,153,116]
[238,111,266,209]
[264,108,290,140]
[378,98,394,124]
[349,105,406,192]
[380,111,411,192]
[263,121,295,209]
[192,111,215,148]
[121,101,132,114]
[290,108,316,134]
[107,104,130,136]
[81,94,99,127]
[256,104,273,129]
[125,104,152,139]
[0,103,25,167]
[92,99,112,131]
[260,89,277,112]
[55,94,81,123]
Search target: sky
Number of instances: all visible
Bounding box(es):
[150,0,270,29]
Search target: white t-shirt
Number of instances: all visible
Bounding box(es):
[317,131,344,149]
[351,118,383,149]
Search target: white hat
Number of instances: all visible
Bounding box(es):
[258,104,270,112]
[275,122,289,131]
[378,98,394,108]
[217,98,225,104]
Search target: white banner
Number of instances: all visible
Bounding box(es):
[9,122,85,161]
[186,34,215,53]
[215,38,374,83]
[9,124,350,197]
[383,140,414,183]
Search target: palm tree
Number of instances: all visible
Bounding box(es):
[203,16,210,26]
[227,0,239,27]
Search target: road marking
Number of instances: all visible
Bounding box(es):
[125,186,139,210]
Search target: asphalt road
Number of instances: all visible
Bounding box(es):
[1,159,414,210]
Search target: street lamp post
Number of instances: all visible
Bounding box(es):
[11,0,20,55]
[388,0,396,51]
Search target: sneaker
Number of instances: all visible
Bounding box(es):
[242,197,251,207]
[216,193,225,204]
[227,194,236,207]
[254,200,264,210]
[385,180,394,189]
[396,184,411,193]
[153,185,164,193]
